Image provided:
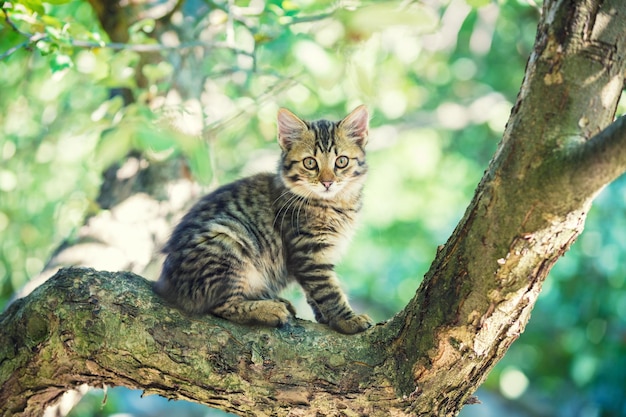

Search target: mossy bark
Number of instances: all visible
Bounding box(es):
[1,269,406,416]
[2,0,626,416]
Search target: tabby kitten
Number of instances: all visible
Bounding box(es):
[154,105,373,334]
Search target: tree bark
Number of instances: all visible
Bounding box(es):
[1,269,405,417]
[2,0,626,416]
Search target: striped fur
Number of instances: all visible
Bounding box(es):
[155,106,373,334]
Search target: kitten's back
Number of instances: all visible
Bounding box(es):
[156,173,288,313]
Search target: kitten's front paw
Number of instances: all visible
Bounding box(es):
[276,297,297,316]
[330,314,374,334]
[255,300,294,327]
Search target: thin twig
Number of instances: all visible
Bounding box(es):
[0,32,254,60]
[0,39,29,60]
[0,32,46,60]
[70,38,254,56]
[286,12,334,25]
[1,6,31,38]
[1,0,337,60]
[1,4,254,60]
[201,75,297,139]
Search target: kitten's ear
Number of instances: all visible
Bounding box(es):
[277,108,308,150]
[339,105,369,147]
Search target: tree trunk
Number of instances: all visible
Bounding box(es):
[2,0,626,416]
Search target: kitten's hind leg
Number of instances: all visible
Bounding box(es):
[212,298,294,327]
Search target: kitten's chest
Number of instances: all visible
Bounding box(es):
[275,195,355,233]
[285,201,357,259]
[306,204,356,237]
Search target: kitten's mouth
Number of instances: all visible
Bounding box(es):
[318,186,339,199]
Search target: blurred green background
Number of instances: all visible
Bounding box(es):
[1,0,625,416]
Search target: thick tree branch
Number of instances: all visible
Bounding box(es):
[384,0,626,414]
[567,114,626,197]
[0,268,404,417]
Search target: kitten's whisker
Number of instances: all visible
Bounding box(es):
[272,188,297,227]
[274,191,303,233]
[295,194,306,236]
[296,190,314,235]
[285,193,305,231]
[271,189,294,231]
[271,188,294,207]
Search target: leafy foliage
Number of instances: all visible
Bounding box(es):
[1,0,625,415]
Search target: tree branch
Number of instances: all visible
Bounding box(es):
[382,0,626,414]
[0,1,254,61]
[0,7,47,61]
[567,114,626,198]
[0,268,406,417]
[0,33,254,61]
[1,6,30,37]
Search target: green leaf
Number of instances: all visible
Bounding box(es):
[41,0,74,4]
[40,14,64,29]
[104,50,140,88]
[63,20,92,39]
[172,131,213,184]
[44,25,64,40]
[95,127,133,170]
[465,0,492,8]
[141,62,174,84]
[134,122,177,153]
[15,0,45,14]
[35,39,56,56]
[185,141,213,185]
[50,53,73,72]
[128,18,156,35]
[338,2,438,40]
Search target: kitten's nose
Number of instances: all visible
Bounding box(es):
[321,181,333,190]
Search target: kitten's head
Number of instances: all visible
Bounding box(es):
[277,105,369,201]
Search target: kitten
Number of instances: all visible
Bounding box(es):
[154,105,373,334]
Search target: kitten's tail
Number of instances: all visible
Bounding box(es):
[152,275,169,296]
[153,258,174,299]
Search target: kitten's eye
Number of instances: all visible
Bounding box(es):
[303,157,318,170]
[335,155,349,168]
